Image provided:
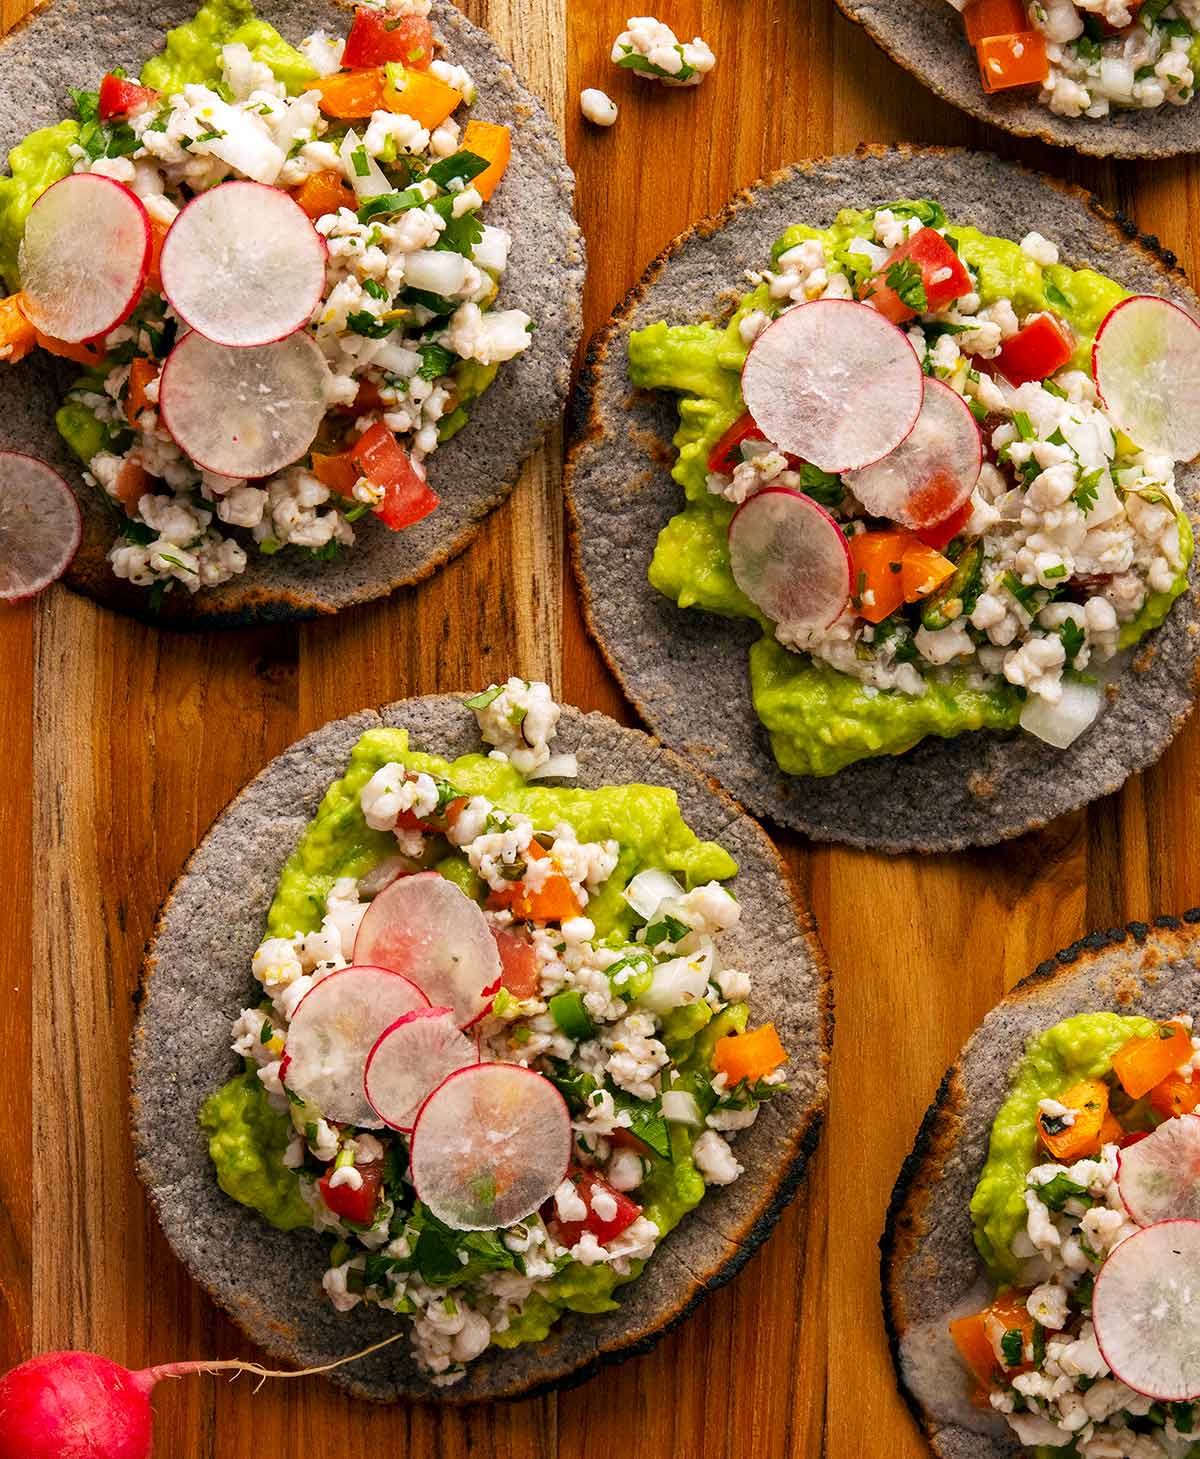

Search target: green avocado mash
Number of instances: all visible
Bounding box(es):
[969,1012,1156,1284]
[0,0,314,293]
[205,723,741,1355]
[629,199,1192,778]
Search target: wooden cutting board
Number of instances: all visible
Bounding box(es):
[2,1,1199,1455]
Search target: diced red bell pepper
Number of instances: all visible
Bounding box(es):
[708,412,766,474]
[492,926,540,999]
[98,73,158,120]
[916,500,973,551]
[350,421,440,531]
[318,1160,384,1225]
[342,9,434,69]
[994,313,1073,385]
[863,226,971,325]
[552,1169,642,1249]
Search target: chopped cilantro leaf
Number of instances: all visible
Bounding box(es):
[885,257,927,314]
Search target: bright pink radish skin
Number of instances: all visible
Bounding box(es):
[0,1339,405,1459]
[1093,294,1200,462]
[727,486,852,632]
[159,182,328,348]
[18,174,151,343]
[0,451,82,601]
[740,299,924,473]
[843,376,981,530]
[364,1005,479,1132]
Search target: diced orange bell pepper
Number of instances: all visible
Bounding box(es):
[1149,1072,1200,1120]
[461,119,511,202]
[33,329,107,366]
[983,1292,1036,1372]
[1096,1110,1124,1147]
[849,528,914,624]
[713,1023,788,1086]
[311,445,361,497]
[114,457,149,517]
[949,1310,1001,1389]
[977,31,1049,93]
[1037,1078,1110,1161]
[1113,1022,1194,1099]
[901,543,956,604]
[315,66,388,118]
[487,841,583,924]
[126,357,159,427]
[963,0,1029,43]
[146,215,171,294]
[0,293,37,364]
[294,168,357,220]
[383,65,462,128]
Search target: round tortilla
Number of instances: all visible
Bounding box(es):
[0,0,583,627]
[130,695,831,1401]
[881,912,1200,1458]
[833,0,1200,160]
[565,146,1200,853]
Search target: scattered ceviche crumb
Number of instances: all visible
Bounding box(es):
[951,1012,1200,1455]
[0,0,535,602]
[610,16,716,86]
[580,88,619,126]
[205,679,790,1386]
[948,0,1199,119]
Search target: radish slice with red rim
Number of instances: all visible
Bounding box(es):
[281,964,429,1126]
[0,452,82,601]
[159,182,328,347]
[1093,295,1200,462]
[843,377,981,530]
[158,331,331,478]
[740,299,924,473]
[1092,1219,1200,1401]
[18,174,151,343]
[1118,1113,1200,1225]
[354,872,502,1028]
[410,1063,573,1231]
[364,1006,479,1133]
[727,486,852,631]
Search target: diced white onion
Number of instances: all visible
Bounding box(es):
[341,128,391,200]
[1019,676,1103,749]
[661,1090,703,1126]
[526,752,579,782]
[359,856,410,897]
[638,947,713,1014]
[622,868,686,921]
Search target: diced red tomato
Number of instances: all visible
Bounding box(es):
[98,73,158,120]
[994,314,1073,385]
[708,413,765,474]
[342,8,434,69]
[916,500,972,551]
[863,226,971,325]
[350,422,440,530]
[492,926,540,999]
[318,1160,384,1225]
[551,1169,642,1249]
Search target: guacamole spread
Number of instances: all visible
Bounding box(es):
[630,200,1192,777]
[204,681,789,1385]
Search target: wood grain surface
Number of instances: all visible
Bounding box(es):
[2,1,1200,1455]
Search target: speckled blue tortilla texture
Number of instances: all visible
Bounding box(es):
[130,696,831,1401]
[566,147,1200,852]
[835,0,1200,158]
[0,0,584,625]
[882,913,1200,1457]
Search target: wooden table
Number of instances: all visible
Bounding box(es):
[3,0,1199,1454]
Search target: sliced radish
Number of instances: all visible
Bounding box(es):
[158,331,331,478]
[1094,295,1200,461]
[159,182,328,348]
[0,452,82,601]
[18,174,150,343]
[410,1064,572,1231]
[281,964,429,1126]
[353,872,502,1029]
[740,300,924,473]
[727,487,852,630]
[364,1006,478,1133]
[1093,1219,1200,1401]
[1118,1113,1200,1225]
[843,377,981,529]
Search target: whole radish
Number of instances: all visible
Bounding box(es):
[0,1335,403,1459]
